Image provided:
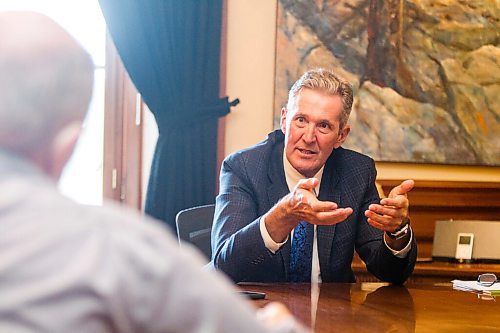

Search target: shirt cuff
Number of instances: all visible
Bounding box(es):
[384,227,413,258]
[260,215,288,254]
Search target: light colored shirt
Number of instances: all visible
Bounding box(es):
[0,151,307,333]
[260,151,412,283]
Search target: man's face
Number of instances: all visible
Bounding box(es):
[280,88,350,178]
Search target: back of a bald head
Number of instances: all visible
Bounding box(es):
[0,11,94,156]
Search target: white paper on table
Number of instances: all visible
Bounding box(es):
[452,280,500,292]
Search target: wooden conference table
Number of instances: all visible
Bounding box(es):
[241,280,500,332]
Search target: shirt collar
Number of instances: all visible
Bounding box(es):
[283,151,324,194]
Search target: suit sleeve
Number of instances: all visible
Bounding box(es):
[211,156,281,283]
[354,159,417,284]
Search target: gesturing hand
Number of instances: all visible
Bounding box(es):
[286,178,353,226]
[264,178,352,243]
[365,179,414,233]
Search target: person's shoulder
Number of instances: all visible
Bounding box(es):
[71,200,198,270]
[48,196,177,258]
[84,200,175,243]
[13,188,188,282]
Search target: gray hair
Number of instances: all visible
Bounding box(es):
[286,68,354,131]
[0,11,94,156]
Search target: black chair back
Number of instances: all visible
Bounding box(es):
[175,204,215,261]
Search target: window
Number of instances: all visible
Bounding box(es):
[1,0,106,205]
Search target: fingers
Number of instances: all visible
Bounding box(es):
[368,203,404,218]
[388,179,415,198]
[292,199,352,225]
[295,178,319,192]
[294,192,352,225]
[379,197,408,209]
[310,198,338,211]
[315,207,353,225]
[289,178,352,225]
[366,200,409,232]
[373,181,412,232]
[290,179,335,211]
[366,217,388,231]
[365,208,400,232]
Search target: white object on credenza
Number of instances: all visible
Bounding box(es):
[432,220,500,262]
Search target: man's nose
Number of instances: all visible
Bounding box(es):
[302,125,316,144]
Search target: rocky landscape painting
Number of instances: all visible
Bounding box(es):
[274,0,499,165]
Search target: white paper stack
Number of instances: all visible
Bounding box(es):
[452,280,500,296]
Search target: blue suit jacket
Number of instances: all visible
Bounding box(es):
[211,130,417,283]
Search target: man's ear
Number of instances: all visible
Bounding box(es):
[50,121,82,180]
[280,107,287,134]
[333,124,350,149]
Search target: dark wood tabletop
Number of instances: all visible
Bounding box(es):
[240,280,500,332]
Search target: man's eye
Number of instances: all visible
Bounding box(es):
[318,122,330,129]
[295,117,306,126]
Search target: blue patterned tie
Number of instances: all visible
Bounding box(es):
[289,221,314,282]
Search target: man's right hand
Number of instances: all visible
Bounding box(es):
[264,178,353,243]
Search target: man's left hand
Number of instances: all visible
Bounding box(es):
[364,179,414,233]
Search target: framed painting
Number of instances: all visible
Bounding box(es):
[274,0,499,165]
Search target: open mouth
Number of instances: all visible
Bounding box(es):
[297,148,316,155]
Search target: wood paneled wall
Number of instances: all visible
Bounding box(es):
[378,180,500,258]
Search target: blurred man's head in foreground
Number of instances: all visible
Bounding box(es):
[0,11,94,178]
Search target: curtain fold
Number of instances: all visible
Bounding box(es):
[99,0,229,232]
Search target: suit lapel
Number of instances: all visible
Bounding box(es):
[266,136,288,208]
[265,135,292,277]
[317,151,342,277]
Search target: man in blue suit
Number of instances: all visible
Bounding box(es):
[211,69,417,283]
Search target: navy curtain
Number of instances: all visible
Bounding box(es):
[99,1,234,232]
